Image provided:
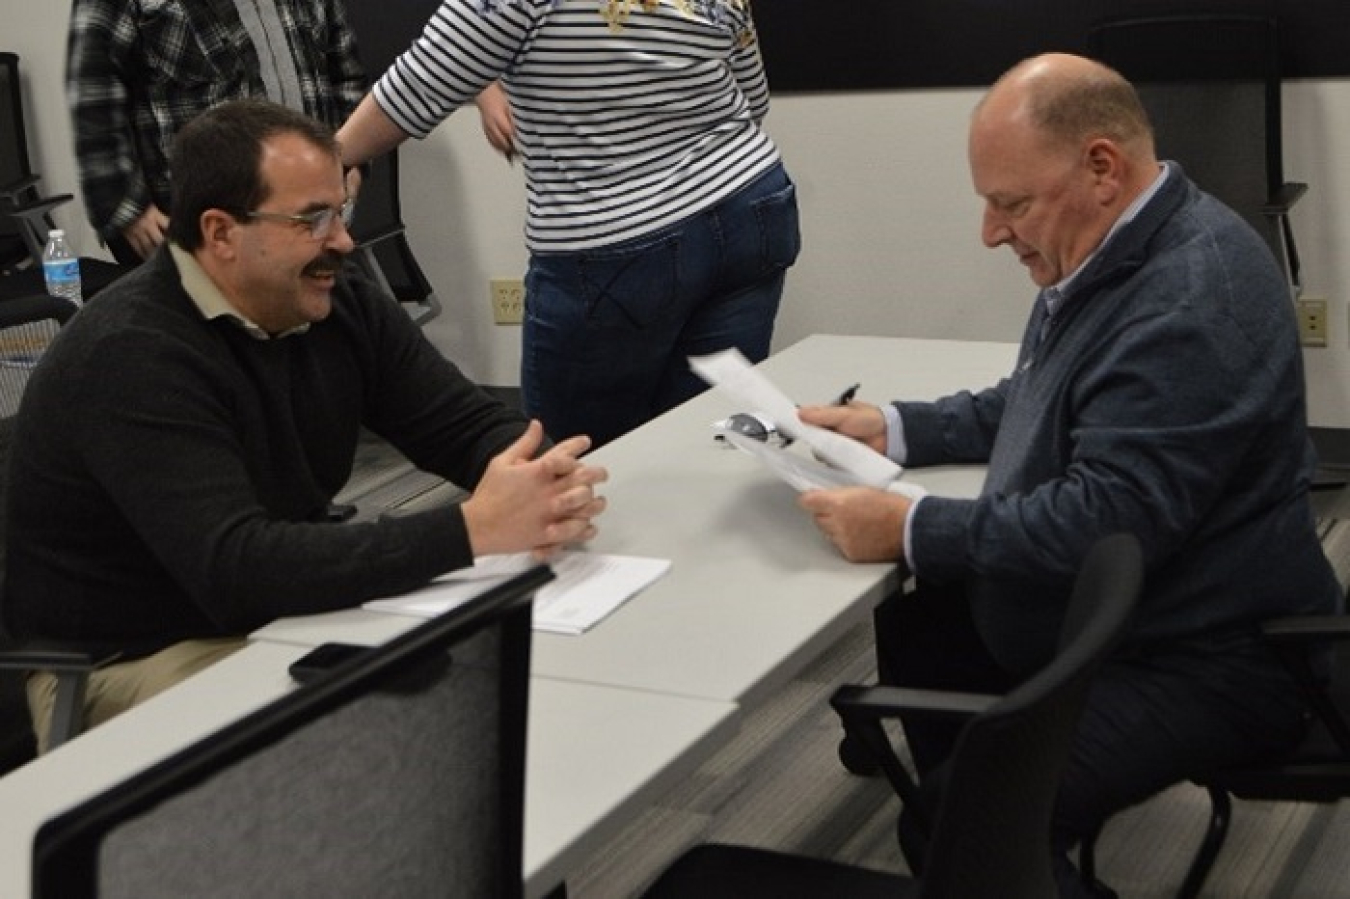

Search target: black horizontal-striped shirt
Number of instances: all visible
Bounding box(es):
[374,0,782,251]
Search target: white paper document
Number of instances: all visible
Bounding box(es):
[689,348,903,489]
[717,428,927,499]
[363,551,671,635]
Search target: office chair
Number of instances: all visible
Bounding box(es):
[1088,14,1306,300]
[0,294,100,774]
[1078,609,1350,899]
[643,534,1144,899]
[29,564,550,898]
[348,150,443,327]
[0,52,127,301]
[0,52,68,275]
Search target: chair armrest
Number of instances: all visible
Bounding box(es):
[0,174,42,203]
[5,193,73,220]
[0,645,119,751]
[1258,614,1350,757]
[0,645,117,672]
[830,683,999,843]
[0,293,79,328]
[831,682,998,723]
[1263,181,1308,215]
[1260,614,1350,645]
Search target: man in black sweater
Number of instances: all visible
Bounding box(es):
[3,100,607,750]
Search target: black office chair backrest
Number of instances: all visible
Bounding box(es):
[0,53,28,188]
[348,150,442,325]
[918,533,1143,898]
[340,0,441,326]
[0,293,80,774]
[1088,15,1287,263]
[30,565,552,899]
[0,410,33,774]
[0,52,130,299]
[0,51,48,271]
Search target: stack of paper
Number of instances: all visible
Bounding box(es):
[363,551,671,635]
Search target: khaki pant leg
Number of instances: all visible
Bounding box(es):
[27,637,247,754]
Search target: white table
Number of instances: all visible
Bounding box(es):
[255,335,1017,708]
[1,336,1014,896]
[0,641,737,899]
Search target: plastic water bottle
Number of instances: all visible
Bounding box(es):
[42,229,83,305]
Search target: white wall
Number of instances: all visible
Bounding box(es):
[10,2,1350,424]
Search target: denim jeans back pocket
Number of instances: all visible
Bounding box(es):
[574,233,681,330]
[751,180,802,276]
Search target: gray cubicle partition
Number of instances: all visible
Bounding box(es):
[31,566,552,899]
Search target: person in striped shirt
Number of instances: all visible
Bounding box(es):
[337,0,800,448]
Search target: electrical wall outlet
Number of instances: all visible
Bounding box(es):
[1297,297,1328,348]
[490,278,525,325]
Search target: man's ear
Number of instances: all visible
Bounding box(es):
[199,209,239,259]
[1085,138,1127,201]
[1086,138,1122,179]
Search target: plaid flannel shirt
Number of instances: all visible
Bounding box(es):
[67,0,367,239]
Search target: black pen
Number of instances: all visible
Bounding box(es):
[833,383,860,405]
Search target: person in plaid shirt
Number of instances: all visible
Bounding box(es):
[66,0,367,265]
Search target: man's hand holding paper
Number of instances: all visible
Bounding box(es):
[690,348,924,563]
[795,401,888,456]
[797,485,913,564]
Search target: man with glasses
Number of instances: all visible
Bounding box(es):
[2,100,608,749]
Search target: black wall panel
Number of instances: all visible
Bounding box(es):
[753,0,1348,92]
[345,0,442,77]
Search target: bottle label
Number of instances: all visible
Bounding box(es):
[43,259,80,282]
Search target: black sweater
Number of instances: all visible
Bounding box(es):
[2,249,527,657]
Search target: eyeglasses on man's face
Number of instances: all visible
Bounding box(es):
[239,197,354,240]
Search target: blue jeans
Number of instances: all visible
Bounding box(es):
[521,162,800,448]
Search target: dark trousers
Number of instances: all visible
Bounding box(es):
[875,583,1311,898]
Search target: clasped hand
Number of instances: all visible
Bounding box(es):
[463,420,608,560]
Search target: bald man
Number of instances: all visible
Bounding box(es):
[798,54,1338,896]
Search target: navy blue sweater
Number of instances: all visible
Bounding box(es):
[902,165,1341,673]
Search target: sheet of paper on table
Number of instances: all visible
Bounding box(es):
[364,551,672,635]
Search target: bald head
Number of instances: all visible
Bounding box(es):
[976,53,1155,165]
[968,54,1162,288]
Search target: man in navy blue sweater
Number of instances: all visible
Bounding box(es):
[4,100,607,751]
[798,54,1340,897]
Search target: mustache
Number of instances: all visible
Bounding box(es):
[302,251,345,278]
